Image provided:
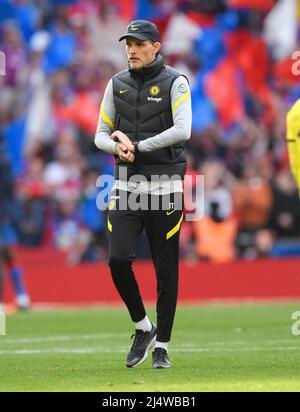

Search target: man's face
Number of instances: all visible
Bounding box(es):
[125,37,161,70]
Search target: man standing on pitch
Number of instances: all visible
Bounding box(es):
[95,20,192,368]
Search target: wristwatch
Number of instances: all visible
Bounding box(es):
[133,141,140,153]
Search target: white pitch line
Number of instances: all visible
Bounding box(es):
[198,339,299,346]
[0,333,128,345]
[0,346,299,356]
[0,331,298,346]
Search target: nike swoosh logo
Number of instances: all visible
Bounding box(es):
[120,90,128,94]
[167,209,178,216]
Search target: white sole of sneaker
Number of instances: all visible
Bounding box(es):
[153,363,172,369]
[128,334,157,368]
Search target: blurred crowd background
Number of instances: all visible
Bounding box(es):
[0,0,300,264]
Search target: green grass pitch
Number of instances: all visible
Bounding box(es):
[0,303,300,392]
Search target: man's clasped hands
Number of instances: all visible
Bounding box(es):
[111,131,136,163]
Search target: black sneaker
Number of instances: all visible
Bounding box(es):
[152,348,172,369]
[126,323,157,368]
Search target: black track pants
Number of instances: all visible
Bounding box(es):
[108,190,184,343]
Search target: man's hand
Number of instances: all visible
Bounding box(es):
[111,131,135,153]
[116,143,135,163]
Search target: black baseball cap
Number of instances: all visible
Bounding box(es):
[119,20,160,42]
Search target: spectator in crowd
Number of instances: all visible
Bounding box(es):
[15,196,46,247]
[52,198,92,265]
[194,161,238,263]
[267,169,300,257]
[230,163,273,259]
[78,169,107,261]
[16,157,47,247]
